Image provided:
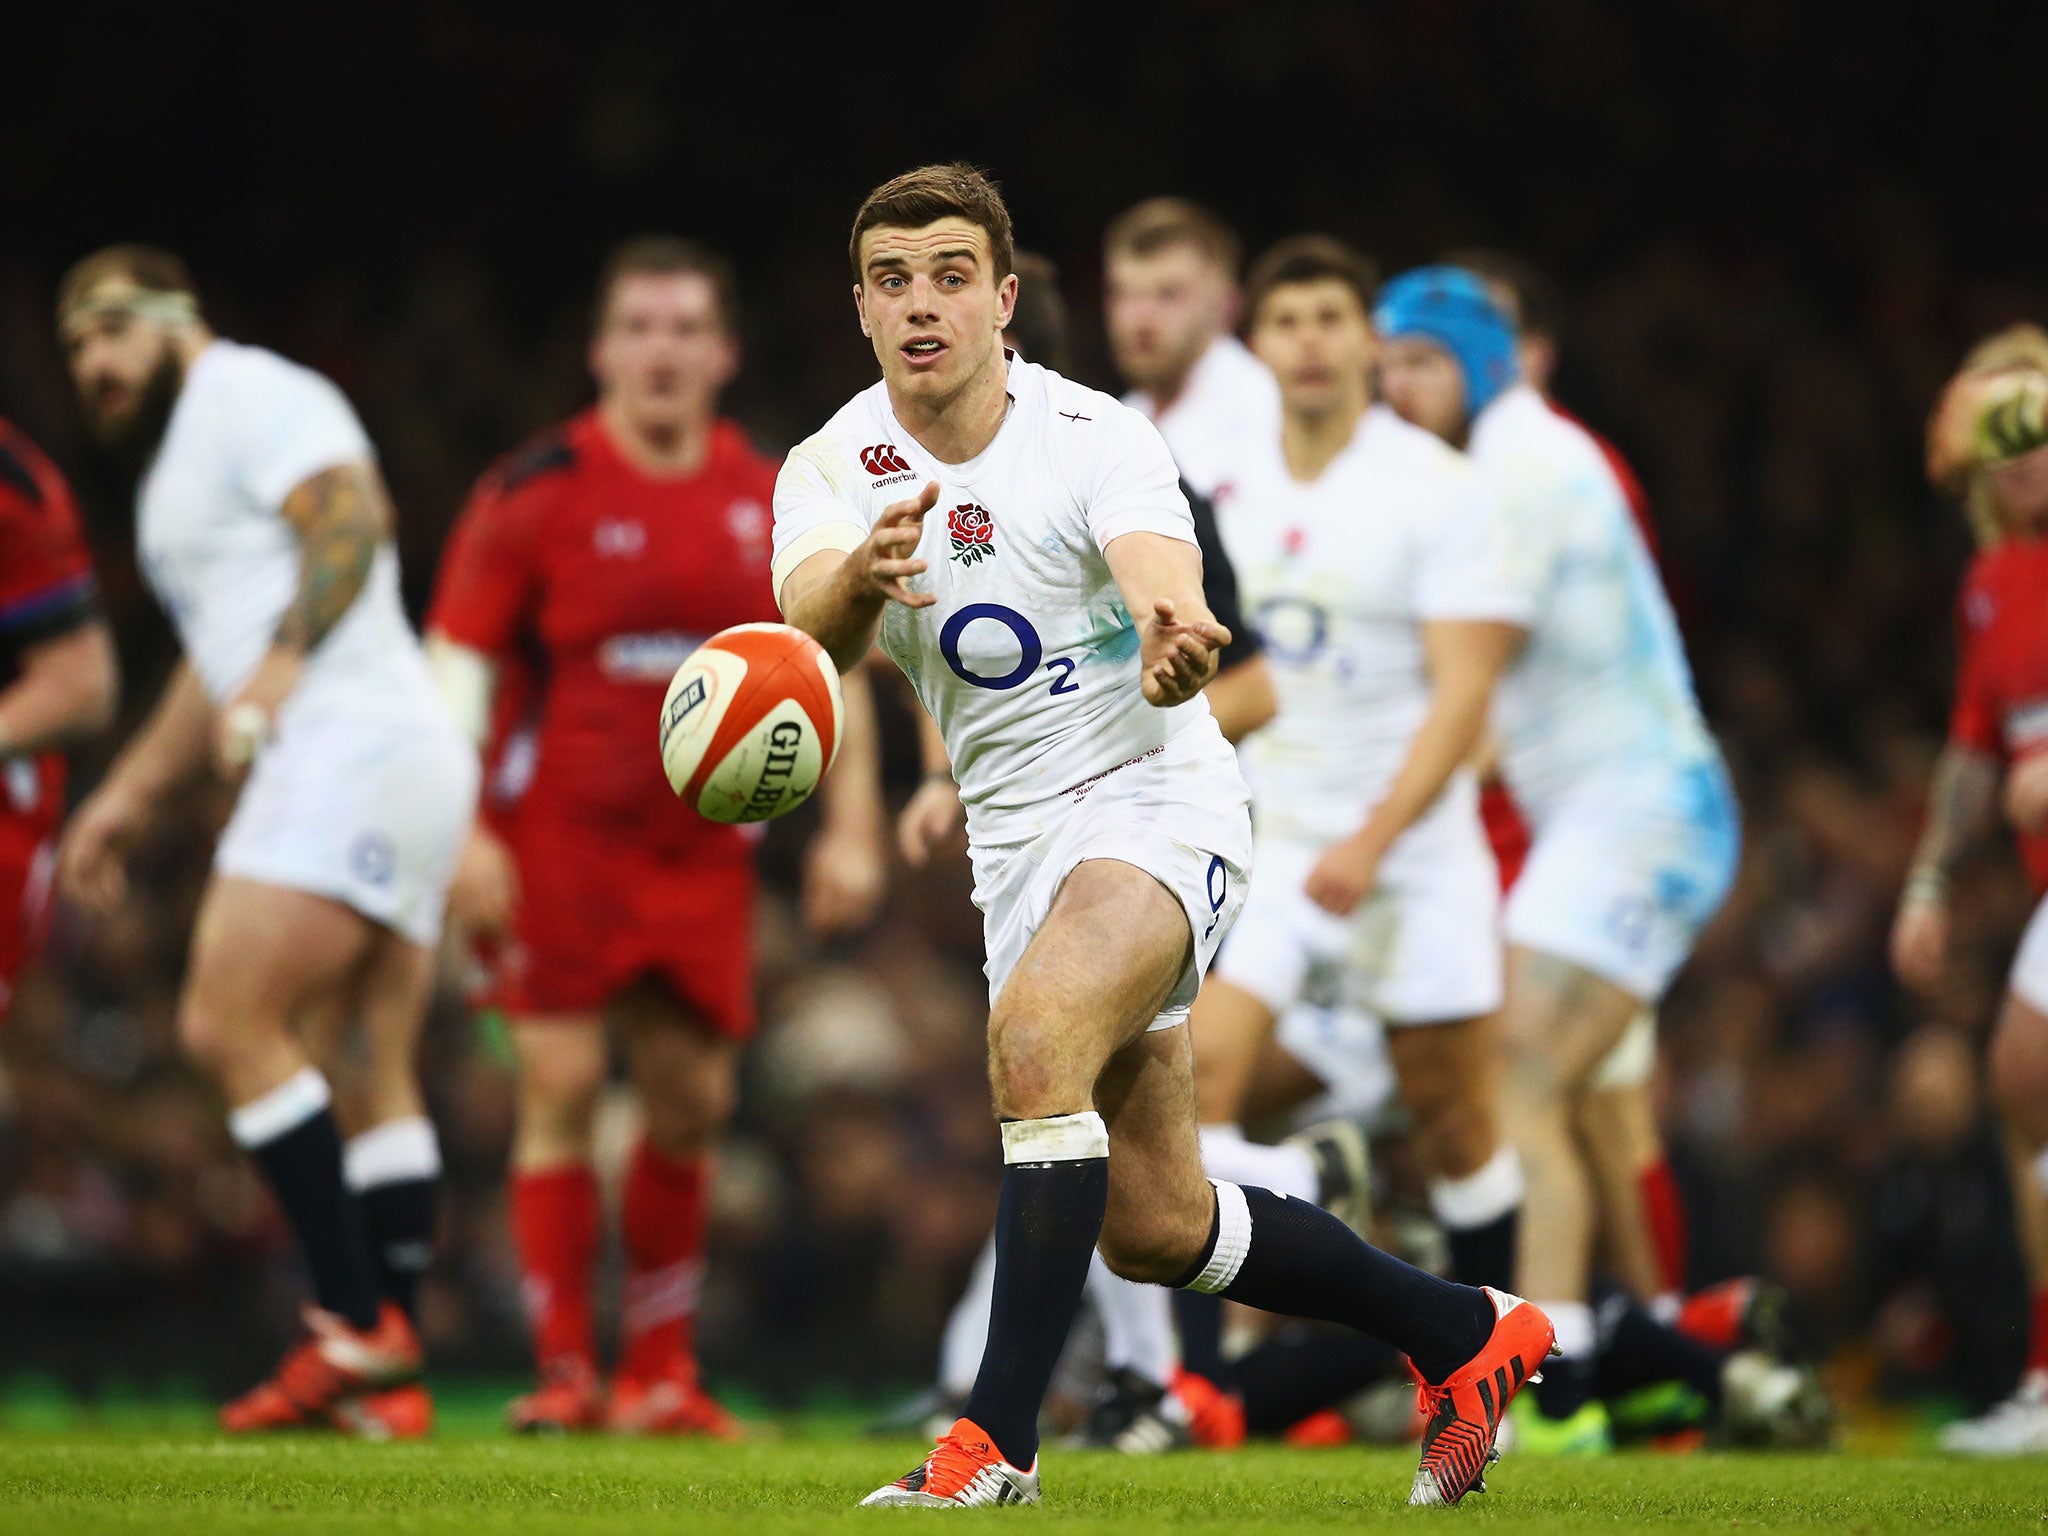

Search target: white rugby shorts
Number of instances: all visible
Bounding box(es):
[1503,761,1740,1003]
[1216,801,1502,1027]
[216,692,479,948]
[970,728,1252,1033]
[1273,999,1401,1129]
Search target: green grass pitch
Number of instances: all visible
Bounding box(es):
[3,1428,2045,1535]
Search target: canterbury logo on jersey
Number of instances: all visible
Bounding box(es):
[861,444,919,486]
[600,632,706,682]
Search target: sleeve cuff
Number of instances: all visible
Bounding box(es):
[1094,514,1200,555]
[772,521,868,611]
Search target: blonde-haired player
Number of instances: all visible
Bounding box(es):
[1895,323,2048,1454]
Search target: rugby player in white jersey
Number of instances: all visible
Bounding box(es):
[1374,267,1774,1451]
[54,247,477,1437]
[773,164,1552,1508]
[1105,197,1281,503]
[1192,235,1528,1310]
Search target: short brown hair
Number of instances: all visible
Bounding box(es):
[1245,235,1378,325]
[849,163,1015,285]
[1104,197,1242,279]
[594,236,738,333]
[58,244,201,320]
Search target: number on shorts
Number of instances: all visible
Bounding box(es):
[1202,854,1228,940]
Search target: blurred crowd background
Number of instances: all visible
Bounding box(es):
[6,1,2048,1415]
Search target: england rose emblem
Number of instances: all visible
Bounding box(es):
[948,502,995,565]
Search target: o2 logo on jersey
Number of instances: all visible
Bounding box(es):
[939,602,1080,700]
[948,503,996,566]
[1252,595,1328,664]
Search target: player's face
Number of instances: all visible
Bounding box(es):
[855,220,1016,406]
[591,272,738,426]
[60,298,183,451]
[1105,245,1234,393]
[1249,279,1375,420]
[1991,443,2048,532]
[1379,336,1469,444]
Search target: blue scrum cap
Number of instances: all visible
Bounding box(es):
[1373,265,1520,419]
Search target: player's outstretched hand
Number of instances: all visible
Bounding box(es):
[216,645,304,783]
[854,481,940,609]
[57,785,148,916]
[448,822,519,939]
[1304,832,1382,917]
[1927,368,2048,488]
[2006,754,2048,837]
[1890,889,1949,993]
[803,817,888,936]
[898,774,966,868]
[1139,598,1229,708]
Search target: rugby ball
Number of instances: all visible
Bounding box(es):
[659,623,844,823]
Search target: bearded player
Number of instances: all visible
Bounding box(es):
[775,163,1551,1509]
[428,237,887,1435]
[0,421,118,1022]
[56,247,477,1436]
[1895,325,2048,1454]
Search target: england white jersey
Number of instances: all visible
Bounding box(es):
[773,355,1227,843]
[137,341,441,719]
[1125,335,1280,502]
[1469,385,1722,822]
[1217,406,1522,846]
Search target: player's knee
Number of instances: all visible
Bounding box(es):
[640,1066,735,1156]
[1989,1016,2048,1145]
[519,1053,604,1139]
[177,999,233,1077]
[1097,1207,1204,1286]
[985,1013,1088,1120]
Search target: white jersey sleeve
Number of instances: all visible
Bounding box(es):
[1411,465,1534,625]
[231,362,376,507]
[1083,406,1199,551]
[770,437,871,608]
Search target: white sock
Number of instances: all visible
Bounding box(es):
[1197,1123,1319,1204]
[342,1114,441,1190]
[1087,1254,1178,1389]
[1540,1300,1597,1360]
[227,1066,331,1148]
[1429,1146,1523,1231]
[939,1229,998,1397]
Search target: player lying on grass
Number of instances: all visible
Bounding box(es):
[772,162,1553,1509]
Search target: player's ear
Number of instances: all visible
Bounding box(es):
[853,282,872,339]
[995,272,1018,330]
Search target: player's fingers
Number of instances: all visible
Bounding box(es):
[871,557,927,579]
[881,481,941,526]
[1190,618,1232,650]
[1151,597,1178,627]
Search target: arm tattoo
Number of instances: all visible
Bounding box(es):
[1907,745,1999,894]
[274,463,392,651]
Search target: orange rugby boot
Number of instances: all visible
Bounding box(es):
[334,1382,435,1440]
[1408,1289,1557,1506]
[860,1417,1041,1507]
[508,1357,607,1433]
[1170,1367,1246,1449]
[220,1302,422,1434]
[606,1366,743,1439]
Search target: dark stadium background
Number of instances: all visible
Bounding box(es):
[6,0,2048,1415]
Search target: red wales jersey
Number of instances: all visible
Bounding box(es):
[1949,536,2048,892]
[429,410,778,858]
[0,420,98,844]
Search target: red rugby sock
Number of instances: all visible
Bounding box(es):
[1640,1157,1689,1296]
[511,1164,600,1373]
[2028,1289,2048,1376]
[619,1141,710,1384]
